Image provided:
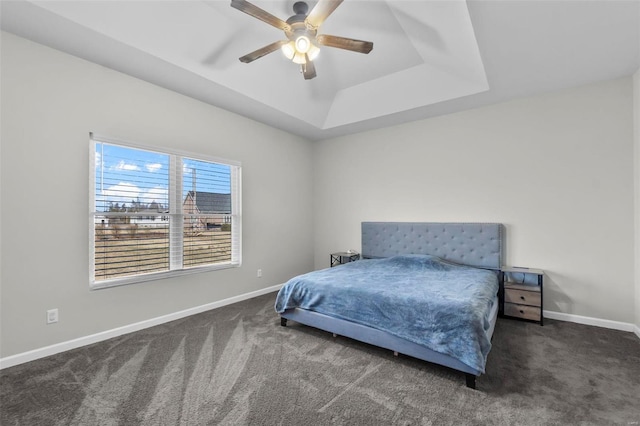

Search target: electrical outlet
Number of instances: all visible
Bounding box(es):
[47,309,58,324]
[257,269,262,278]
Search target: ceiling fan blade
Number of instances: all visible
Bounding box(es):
[306,0,343,28]
[230,0,290,31]
[239,40,287,63]
[303,55,317,80]
[316,34,373,54]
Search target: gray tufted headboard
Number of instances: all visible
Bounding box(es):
[361,222,504,270]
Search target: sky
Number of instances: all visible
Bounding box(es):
[94,142,231,212]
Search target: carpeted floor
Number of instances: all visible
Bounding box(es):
[1,292,639,425]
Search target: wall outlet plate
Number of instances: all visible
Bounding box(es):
[47,309,58,324]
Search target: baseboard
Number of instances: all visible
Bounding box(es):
[544,310,637,333]
[0,283,285,370]
[635,325,640,339]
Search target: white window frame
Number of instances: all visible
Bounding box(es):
[89,133,242,289]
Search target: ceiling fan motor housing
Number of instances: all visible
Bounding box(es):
[286,1,317,41]
[292,1,309,16]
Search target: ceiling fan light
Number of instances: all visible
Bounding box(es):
[281,42,295,60]
[307,44,320,61]
[295,35,311,54]
[292,51,307,65]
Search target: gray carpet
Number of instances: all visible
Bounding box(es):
[1,292,639,425]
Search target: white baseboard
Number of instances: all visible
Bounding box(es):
[0,283,285,370]
[635,325,640,339]
[544,310,637,333]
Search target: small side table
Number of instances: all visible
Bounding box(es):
[330,252,360,267]
[500,266,544,326]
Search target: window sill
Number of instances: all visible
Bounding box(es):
[90,262,240,290]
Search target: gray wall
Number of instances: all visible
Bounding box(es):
[0,32,315,358]
[313,78,635,324]
[635,68,640,333]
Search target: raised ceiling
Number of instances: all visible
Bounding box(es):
[2,0,639,141]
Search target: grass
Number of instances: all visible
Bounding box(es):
[94,227,231,281]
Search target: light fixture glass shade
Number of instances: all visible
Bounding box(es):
[281,42,295,60]
[292,51,307,64]
[307,44,320,61]
[282,35,319,65]
[295,36,311,54]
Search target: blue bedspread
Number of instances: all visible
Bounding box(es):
[275,255,499,373]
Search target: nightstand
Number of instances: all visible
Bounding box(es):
[330,252,360,267]
[500,266,544,326]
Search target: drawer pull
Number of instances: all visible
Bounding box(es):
[520,296,525,300]
[519,310,524,314]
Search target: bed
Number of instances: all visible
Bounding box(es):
[275,222,504,389]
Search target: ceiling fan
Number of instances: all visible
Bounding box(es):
[230,0,373,80]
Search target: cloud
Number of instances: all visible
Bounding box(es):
[101,182,140,205]
[141,186,169,206]
[146,163,162,173]
[115,160,139,171]
[95,152,102,168]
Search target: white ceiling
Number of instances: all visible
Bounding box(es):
[2,0,639,141]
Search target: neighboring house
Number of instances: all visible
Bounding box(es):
[95,202,169,228]
[129,206,170,227]
[183,191,232,230]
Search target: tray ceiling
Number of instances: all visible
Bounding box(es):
[2,0,639,140]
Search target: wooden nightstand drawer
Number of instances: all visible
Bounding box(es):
[504,288,541,307]
[504,303,541,321]
[500,266,544,325]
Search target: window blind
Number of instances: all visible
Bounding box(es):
[90,134,241,288]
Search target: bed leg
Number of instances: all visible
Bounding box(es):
[393,351,398,357]
[280,317,287,327]
[465,374,477,389]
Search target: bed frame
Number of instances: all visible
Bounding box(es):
[280,222,504,389]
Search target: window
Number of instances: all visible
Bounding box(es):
[90,134,241,289]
